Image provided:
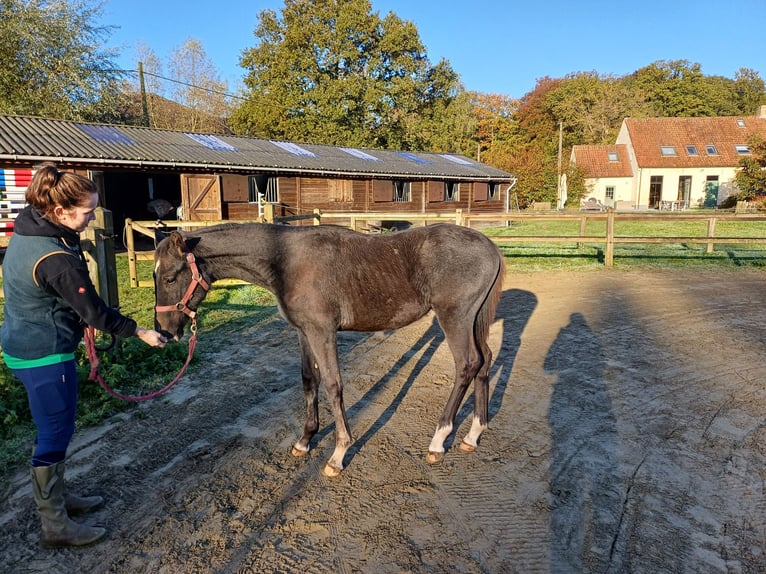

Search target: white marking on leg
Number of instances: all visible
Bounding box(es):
[428,423,453,454]
[462,415,487,449]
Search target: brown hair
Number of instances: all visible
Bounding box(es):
[25,162,97,221]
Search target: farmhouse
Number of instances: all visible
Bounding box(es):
[571,105,766,210]
[0,114,514,241]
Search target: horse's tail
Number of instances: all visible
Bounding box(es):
[474,247,505,361]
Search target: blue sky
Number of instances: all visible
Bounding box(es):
[102,0,765,99]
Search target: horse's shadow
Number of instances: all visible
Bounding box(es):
[310,288,537,468]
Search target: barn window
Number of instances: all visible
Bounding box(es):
[393,181,411,202]
[328,179,353,202]
[248,175,278,203]
[444,182,459,202]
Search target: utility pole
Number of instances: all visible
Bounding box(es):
[556,122,563,209]
[138,61,150,127]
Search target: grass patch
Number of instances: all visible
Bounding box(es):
[483,218,766,270]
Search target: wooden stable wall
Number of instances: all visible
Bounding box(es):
[213,173,504,226]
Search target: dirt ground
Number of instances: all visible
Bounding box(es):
[1,268,765,574]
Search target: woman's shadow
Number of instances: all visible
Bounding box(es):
[544,312,622,573]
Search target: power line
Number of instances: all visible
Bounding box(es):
[120,68,249,101]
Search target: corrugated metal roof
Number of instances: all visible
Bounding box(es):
[0,115,513,182]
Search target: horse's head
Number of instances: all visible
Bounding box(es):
[154,231,210,341]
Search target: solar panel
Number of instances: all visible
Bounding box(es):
[340,147,380,161]
[76,124,136,145]
[185,133,238,152]
[440,154,473,166]
[270,140,316,158]
[396,152,431,165]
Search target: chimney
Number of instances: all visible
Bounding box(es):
[757,105,766,119]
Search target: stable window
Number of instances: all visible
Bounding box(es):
[393,181,411,203]
[488,182,499,200]
[248,175,278,203]
[444,182,459,202]
[328,179,353,202]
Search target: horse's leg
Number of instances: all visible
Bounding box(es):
[459,343,492,453]
[291,333,320,457]
[302,327,352,477]
[426,318,483,464]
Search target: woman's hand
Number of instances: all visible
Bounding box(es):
[135,327,168,348]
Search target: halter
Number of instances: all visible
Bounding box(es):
[154,252,210,320]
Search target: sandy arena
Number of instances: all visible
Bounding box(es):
[1,268,765,573]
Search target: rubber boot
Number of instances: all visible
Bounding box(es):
[31,448,103,514]
[30,463,106,548]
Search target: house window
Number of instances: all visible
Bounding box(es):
[735,145,751,155]
[607,152,619,162]
[248,175,278,203]
[393,181,411,203]
[685,145,698,156]
[649,175,663,208]
[660,146,677,156]
[678,176,692,204]
[444,182,459,202]
[705,144,718,155]
[605,186,615,200]
[736,119,746,128]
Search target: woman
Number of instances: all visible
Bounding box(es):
[1,163,167,548]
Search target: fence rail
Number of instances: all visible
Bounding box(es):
[124,209,766,287]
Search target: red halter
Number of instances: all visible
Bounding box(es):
[154,252,210,318]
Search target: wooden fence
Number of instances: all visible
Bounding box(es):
[124,209,766,287]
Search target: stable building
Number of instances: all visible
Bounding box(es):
[0,115,514,241]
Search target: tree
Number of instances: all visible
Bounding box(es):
[0,0,123,120]
[735,135,766,197]
[231,0,464,150]
[166,39,233,133]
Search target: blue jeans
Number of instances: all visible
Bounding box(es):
[12,360,79,465]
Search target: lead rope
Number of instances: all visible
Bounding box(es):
[84,323,197,402]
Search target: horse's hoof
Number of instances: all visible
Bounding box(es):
[323,463,342,478]
[426,450,444,464]
[459,440,477,453]
[291,446,308,458]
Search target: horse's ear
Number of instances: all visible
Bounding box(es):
[169,231,201,255]
[169,231,187,256]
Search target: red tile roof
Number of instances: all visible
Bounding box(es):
[571,144,633,178]
[622,116,766,168]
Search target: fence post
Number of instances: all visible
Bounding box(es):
[125,218,139,288]
[605,210,615,267]
[455,208,463,226]
[82,208,120,308]
[262,203,275,223]
[706,217,717,253]
[578,215,587,250]
[313,209,322,225]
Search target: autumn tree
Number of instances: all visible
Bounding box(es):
[0,0,123,121]
[735,135,766,197]
[231,0,467,151]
